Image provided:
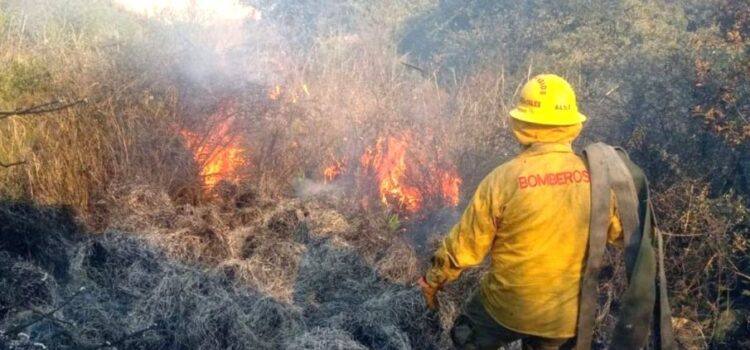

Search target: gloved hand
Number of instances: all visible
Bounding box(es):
[418,276,441,311]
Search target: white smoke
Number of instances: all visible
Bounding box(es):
[112,0,261,25]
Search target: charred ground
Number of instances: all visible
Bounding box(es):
[1,0,749,349]
[0,190,449,349]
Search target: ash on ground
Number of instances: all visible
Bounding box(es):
[0,185,477,350]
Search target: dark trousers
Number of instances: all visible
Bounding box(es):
[451,291,573,350]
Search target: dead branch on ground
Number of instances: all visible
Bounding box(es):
[84,323,162,350]
[0,160,26,168]
[4,287,88,336]
[0,98,88,119]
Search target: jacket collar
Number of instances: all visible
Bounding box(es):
[519,142,574,157]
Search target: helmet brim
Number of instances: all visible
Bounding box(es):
[509,108,587,126]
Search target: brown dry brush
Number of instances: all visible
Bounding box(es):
[652,181,750,348]
[0,19,197,216]
[1,1,749,349]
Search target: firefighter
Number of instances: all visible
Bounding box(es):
[419,74,622,350]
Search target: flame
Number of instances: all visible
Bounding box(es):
[269,85,283,100]
[181,101,248,191]
[360,134,422,213]
[357,132,462,215]
[441,172,461,207]
[269,83,310,103]
[324,160,346,183]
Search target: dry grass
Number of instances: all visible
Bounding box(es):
[0,187,451,349]
[1,1,748,349]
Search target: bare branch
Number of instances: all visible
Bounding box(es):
[0,98,88,119]
[4,287,87,336]
[85,323,161,350]
[400,61,427,76]
[0,160,26,168]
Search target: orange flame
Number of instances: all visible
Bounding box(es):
[441,172,461,207]
[324,160,346,183]
[269,83,310,103]
[357,132,462,214]
[181,101,248,191]
[269,85,282,100]
[360,134,422,213]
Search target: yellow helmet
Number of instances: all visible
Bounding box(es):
[509,74,587,126]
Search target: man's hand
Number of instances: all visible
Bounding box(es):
[418,276,441,311]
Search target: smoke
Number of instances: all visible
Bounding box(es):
[293,178,343,199]
[97,0,295,91]
[0,0,506,221]
[111,0,261,24]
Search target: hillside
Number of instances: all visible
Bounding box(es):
[1,0,748,349]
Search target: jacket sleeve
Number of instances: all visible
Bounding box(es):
[425,175,500,287]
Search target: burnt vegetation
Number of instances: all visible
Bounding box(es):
[0,0,748,349]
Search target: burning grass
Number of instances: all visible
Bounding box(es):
[357,131,462,215]
[1,1,748,349]
[180,99,249,193]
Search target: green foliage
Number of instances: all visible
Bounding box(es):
[400,1,750,346]
[0,9,6,36]
[0,0,199,208]
[261,0,435,48]
[1,0,140,45]
[386,211,402,234]
[0,59,49,104]
[714,309,741,343]
[399,0,750,186]
[0,0,748,346]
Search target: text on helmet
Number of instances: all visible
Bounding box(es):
[520,97,541,108]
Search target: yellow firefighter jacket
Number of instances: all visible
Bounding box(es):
[426,119,622,338]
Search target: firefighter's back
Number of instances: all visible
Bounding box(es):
[479,142,591,339]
